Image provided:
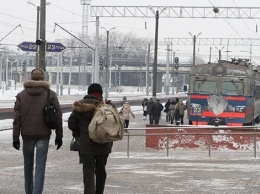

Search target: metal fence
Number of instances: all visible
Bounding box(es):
[124,126,260,158]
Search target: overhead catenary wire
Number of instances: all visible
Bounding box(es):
[53,22,95,51]
[0,24,22,43]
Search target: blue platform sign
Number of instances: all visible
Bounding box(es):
[46,42,66,52]
[18,42,37,52]
[18,42,66,52]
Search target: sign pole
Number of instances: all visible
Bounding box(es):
[38,0,46,72]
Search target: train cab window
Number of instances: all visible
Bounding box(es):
[221,81,244,95]
[194,80,217,94]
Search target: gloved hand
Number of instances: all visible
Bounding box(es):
[13,140,20,150]
[55,138,62,150]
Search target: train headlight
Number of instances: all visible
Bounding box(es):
[235,106,245,112]
[214,64,226,74]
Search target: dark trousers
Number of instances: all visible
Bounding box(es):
[166,112,170,122]
[124,119,129,128]
[179,115,184,125]
[82,154,109,194]
[170,116,175,124]
[154,114,161,124]
[148,113,154,124]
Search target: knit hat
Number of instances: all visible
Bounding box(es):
[87,83,103,95]
[31,68,45,81]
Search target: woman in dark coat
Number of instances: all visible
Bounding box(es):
[153,99,164,125]
[68,83,112,194]
[147,98,155,124]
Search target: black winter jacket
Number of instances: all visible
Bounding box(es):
[68,95,113,155]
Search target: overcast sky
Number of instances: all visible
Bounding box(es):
[1,0,260,63]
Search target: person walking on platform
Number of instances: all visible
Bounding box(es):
[120,101,135,129]
[164,99,171,122]
[174,97,180,124]
[68,83,113,194]
[154,99,164,125]
[141,98,148,120]
[121,96,127,106]
[12,68,63,194]
[175,100,187,125]
[169,101,176,124]
[147,98,156,124]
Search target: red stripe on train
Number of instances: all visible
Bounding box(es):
[191,111,246,118]
[190,95,246,101]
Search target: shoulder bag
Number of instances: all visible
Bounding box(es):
[44,89,56,129]
[70,137,80,151]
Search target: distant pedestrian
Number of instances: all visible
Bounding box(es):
[168,101,176,124]
[12,68,63,194]
[154,99,164,125]
[121,96,127,106]
[120,101,135,128]
[175,100,187,125]
[68,83,113,194]
[164,99,171,122]
[174,97,180,123]
[147,98,156,124]
[141,98,148,120]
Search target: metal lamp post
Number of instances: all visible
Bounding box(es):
[215,46,225,61]
[27,1,40,68]
[149,6,167,100]
[101,26,116,99]
[5,57,9,91]
[188,32,202,66]
[27,1,50,69]
[38,0,49,72]
[146,43,151,96]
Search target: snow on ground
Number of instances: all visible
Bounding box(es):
[2,87,260,193]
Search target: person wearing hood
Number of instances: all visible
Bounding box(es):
[68,83,113,194]
[120,101,135,129]
[12,68,63,194]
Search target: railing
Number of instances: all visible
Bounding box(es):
[2,122,260,158]
[124,126,260,158]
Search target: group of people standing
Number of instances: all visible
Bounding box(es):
[142,97,187,125]
[142,98,164,125]
[164,97,187,125]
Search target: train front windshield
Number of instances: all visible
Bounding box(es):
[221,81,244,95]
[193,80,244,95]
[194,80,217,94]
